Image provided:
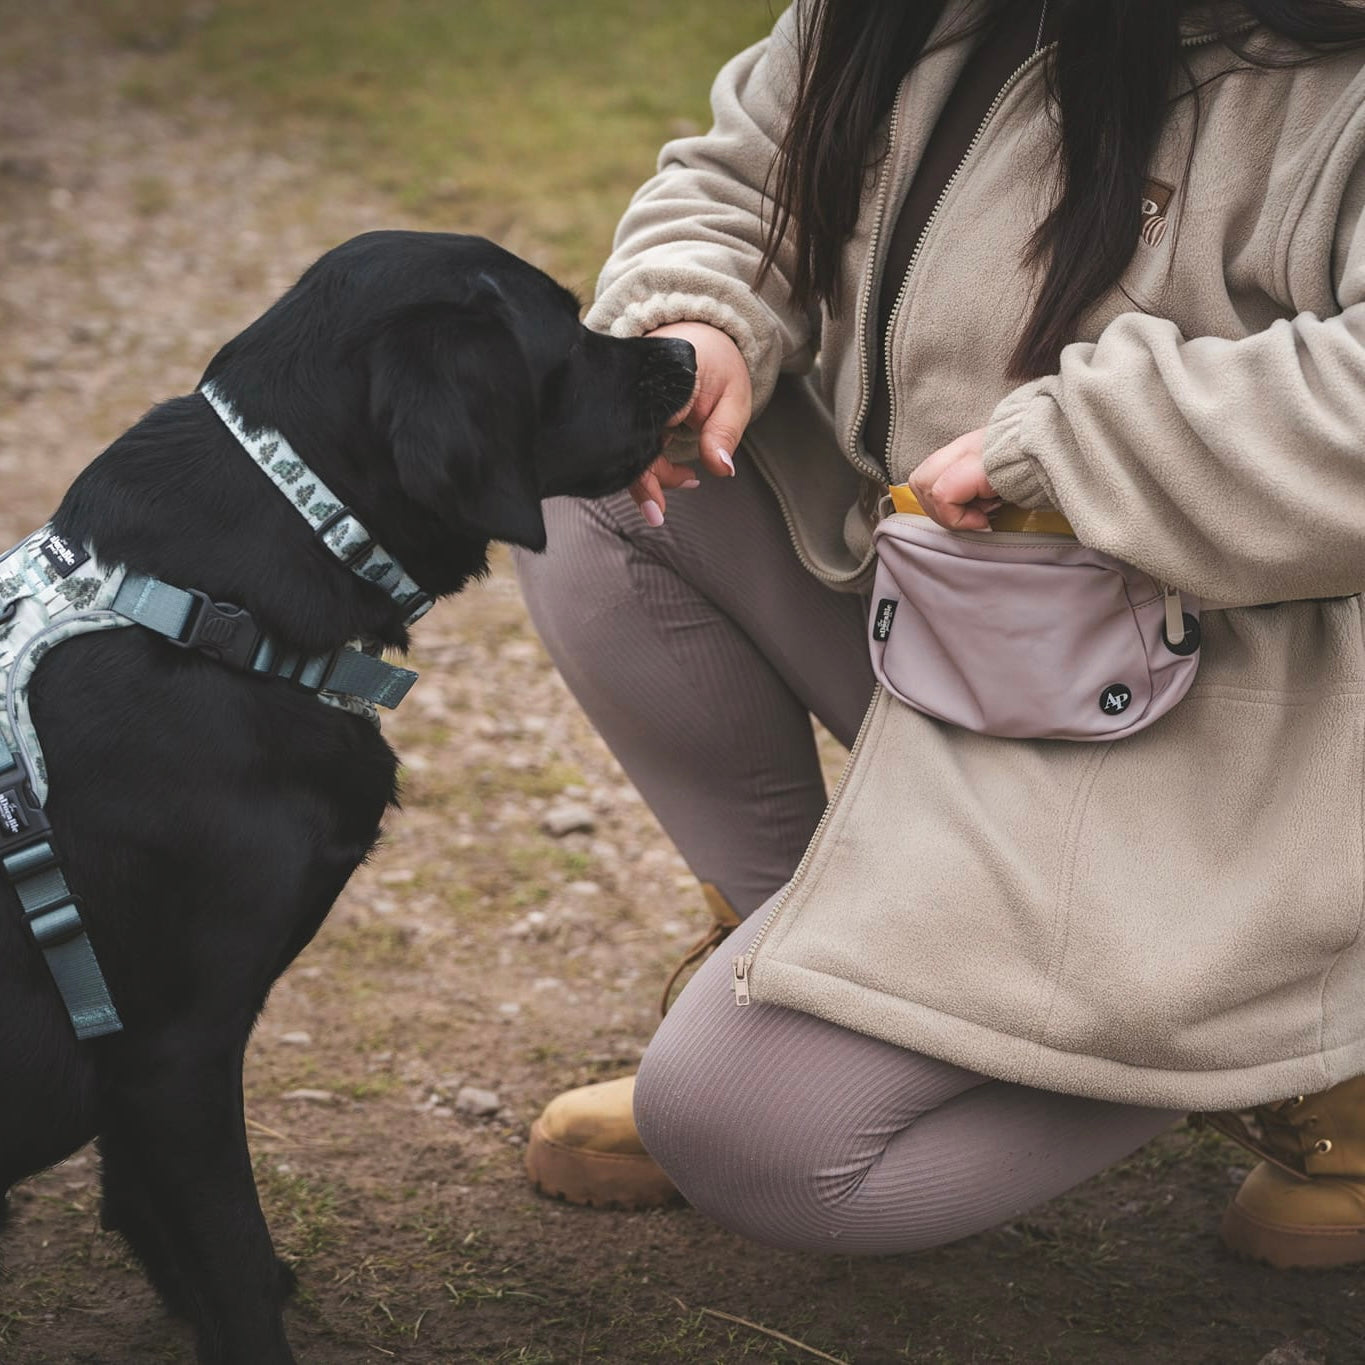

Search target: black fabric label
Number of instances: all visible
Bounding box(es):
[37,534,89,578]
[0,786,28,839]
[873,597,898,643]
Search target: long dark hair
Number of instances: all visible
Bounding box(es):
[758,0,1365,379]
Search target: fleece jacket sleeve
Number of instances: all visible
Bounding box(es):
[982,109,1365,607]
[584,3,815,412]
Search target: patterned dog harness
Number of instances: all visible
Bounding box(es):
[3,383,431,1040]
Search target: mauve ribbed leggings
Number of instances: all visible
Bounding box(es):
[513,472,1179,1255]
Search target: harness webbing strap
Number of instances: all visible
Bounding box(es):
[112,573,196,638]
[111,573,417,709]
[198,382,434,628]
[0,740,120,1040]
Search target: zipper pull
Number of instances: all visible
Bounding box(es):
[1163,585,1185,648]
[732,954,751,1006]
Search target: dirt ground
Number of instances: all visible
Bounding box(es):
[1,8,1363,1365]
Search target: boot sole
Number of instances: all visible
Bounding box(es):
[524,1118,683,1211]
[1221,1200,1365,1269]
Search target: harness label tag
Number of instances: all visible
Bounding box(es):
[37,534,89,578]
[0,786,29,839]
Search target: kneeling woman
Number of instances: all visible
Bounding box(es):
[517,0,1365,1267]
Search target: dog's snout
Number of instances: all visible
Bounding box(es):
[640,335,697,421]
[651,335,697,378]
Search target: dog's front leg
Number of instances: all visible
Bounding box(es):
[98,1040,295,1365]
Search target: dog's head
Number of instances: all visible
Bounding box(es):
[203,231,697,560]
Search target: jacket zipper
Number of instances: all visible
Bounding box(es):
[882,40,1054,479]
[878,26,1234,481]
[737,25,1232,1007]
[845,90,908,485]
[749,460,876,588]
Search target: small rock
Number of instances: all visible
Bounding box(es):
[542,803,595,837]
[281,1089,338,1105]
[566,880,601,898]
[505,909,550,940]
[279,1031,313,1047]
[497,1001,521,1017]
[455,1086,501,1117]
[378,868,415,885]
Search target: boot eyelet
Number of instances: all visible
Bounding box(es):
[1313,1138,1333,1155]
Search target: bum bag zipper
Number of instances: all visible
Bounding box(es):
[734,685,883,1005]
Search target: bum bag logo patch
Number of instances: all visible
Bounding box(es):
[1099,683,1133,715]
[873,597,898,643]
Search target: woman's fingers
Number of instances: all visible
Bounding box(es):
[645,321,752,483]
[629,458,671,527]
[909,428,997,530]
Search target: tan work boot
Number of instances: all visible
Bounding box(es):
[524,883,741,1208]
[1201,1075,1365,1268]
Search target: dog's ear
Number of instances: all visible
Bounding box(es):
[368,290,546,550]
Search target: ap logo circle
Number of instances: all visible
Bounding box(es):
[1099,683,1133,715]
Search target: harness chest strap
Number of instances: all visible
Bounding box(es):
[0,736,121,1038]
[109,572,418,709]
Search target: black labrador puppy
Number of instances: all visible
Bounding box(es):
[0,230,695,1363]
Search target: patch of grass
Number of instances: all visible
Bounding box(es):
[325,917,422,968]
[253,1161,343,1265]
[82,0,774,282]
[130,172,173,216]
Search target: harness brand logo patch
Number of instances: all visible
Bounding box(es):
[873,597,898,643]
[36,534,89,578]
[1099,683,1133,716]
[0,786,28,838]
[1140,179,1174,248]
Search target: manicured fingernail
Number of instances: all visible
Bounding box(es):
[641,499,665,528]
[681,478,701,489]
[717,449,735,476]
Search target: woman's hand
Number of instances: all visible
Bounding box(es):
[908,428,1001,531]
[629,321,752,526]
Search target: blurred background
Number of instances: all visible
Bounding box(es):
[0,3,1359,1362]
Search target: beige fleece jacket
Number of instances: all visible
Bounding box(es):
[587,1,1365,1109]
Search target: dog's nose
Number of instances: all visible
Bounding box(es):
[649,335,697,379]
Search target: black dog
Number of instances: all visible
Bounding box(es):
[0,230,695,1363]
